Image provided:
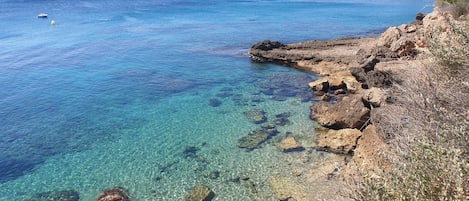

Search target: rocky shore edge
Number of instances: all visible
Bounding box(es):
[247,10,446,200]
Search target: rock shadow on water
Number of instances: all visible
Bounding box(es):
[255,73,315,102]
[0,157,40,183]
[208,98,222,107]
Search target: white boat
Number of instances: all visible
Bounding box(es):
[37,13,48,18]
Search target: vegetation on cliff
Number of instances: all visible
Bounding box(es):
[358,2,469,200]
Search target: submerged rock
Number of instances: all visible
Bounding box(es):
[278,137,304,152]
[26,190,79,201]
[96,187,130,201]
[183,146,200,158]
[275,112,292,119]
[243,109,267,124]
[238,129,278,150]
[184,185,215,201]
[269,177,305,201]
[208,98,222,107]
[274,117,290,126]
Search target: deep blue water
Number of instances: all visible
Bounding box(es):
[0,0,432,200]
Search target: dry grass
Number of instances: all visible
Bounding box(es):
[351,3,469,200]
[357,58,469,200]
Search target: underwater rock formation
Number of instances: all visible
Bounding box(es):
[26,190,80,201]
[238,128,278,150]
[243,109,267,124]
[184,185,215,201]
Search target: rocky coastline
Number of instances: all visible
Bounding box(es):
[247,11,443,200]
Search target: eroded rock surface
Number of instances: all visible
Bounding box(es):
[316,128,362,154]
[310,95,370,129]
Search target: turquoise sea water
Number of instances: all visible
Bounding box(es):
[0,0,432,200]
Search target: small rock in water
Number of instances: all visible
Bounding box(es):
[209,98,222,107]
[183,146,200,158]
[184,185,215,201]
[243,109,267,124]
[37,13,48,18]
[26,190,79,201]
[275,112,292,119]
[278,137,304,152]
[237,128,277,150]
[96,187,130,201]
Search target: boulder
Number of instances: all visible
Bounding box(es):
[278,137,303,152]
[310,95,370,129]
[96,187,130,201]
[378,26,402,48]
[26,190,79,201]
[390,36,416,56]
[238,129,277,150]
[308,79,329,94]
[250,40,285,51]
[243,109,267,124]
[316,128,362,154]
[184,185,215,201]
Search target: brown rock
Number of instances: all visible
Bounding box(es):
[342,125,392,182]
[390,36,416,56]
[308,78,329,93]
[316,128,362,154]
[310,95,370,129]
[278,137,303,152]
[269,177,305,201]
[96,187,130,201]
[378,27,402,48]
[184,185,215,201]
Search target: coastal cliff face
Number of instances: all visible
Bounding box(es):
[249,8,469,200]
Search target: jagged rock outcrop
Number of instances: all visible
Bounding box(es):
[316,128,362,154]
[310,95,370,130]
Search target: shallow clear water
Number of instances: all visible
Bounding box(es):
[0,0,432,200]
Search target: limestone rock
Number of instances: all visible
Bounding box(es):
[390,36,416,56]
[96,187,130,201]
[278,137,303,152]
[310,95,370,129]
[308,78,329,95]
[243,109,267,124]
[238,128,277,150]
[316,128,362,154]
[342,125,392,182]
[184,185,215,201]
[361,87,388,107]
[378,27,402,48]
[26,190,79,201]
[269,177,305,201]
